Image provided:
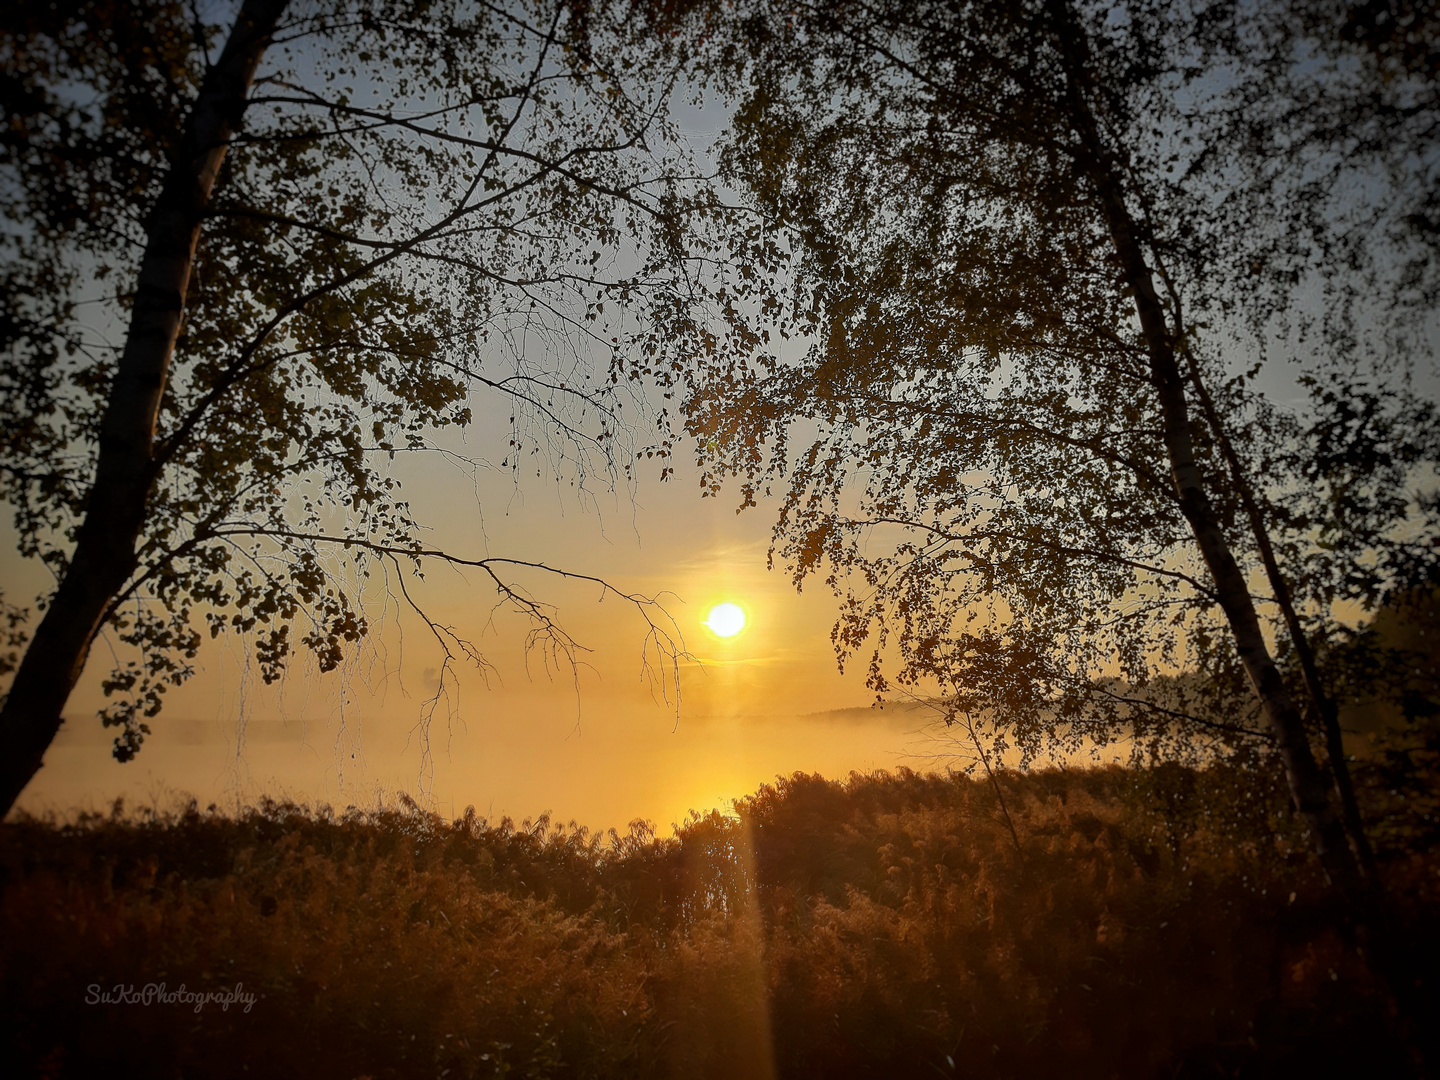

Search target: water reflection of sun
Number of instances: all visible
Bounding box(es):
[704,602,747,638]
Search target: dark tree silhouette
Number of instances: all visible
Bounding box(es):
[0,0,706,814]
[671,0,1439,1030]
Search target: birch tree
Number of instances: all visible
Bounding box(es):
[0,0,705,813]
[674,0,1439,1021]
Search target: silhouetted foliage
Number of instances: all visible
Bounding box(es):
[661,0,1440,957]
[0,0,702,813]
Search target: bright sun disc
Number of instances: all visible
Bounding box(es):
[704,602,747,638]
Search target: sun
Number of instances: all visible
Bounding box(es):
[703,602,748,638]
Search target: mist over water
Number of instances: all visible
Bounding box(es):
[24,699,939,832]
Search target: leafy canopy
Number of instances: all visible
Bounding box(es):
[677,0,1440,764]
[0,0,711,764]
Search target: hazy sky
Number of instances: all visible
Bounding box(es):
[16,31,1429,835]
[0,69,961,832]
[7,410,959,831]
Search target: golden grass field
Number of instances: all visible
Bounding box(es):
[3,754,1436,1079]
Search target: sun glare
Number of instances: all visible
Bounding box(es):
[704,602,748,638]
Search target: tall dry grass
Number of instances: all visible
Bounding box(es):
[1,762,1433,1079]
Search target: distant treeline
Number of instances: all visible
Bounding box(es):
[1,760,1435,1079]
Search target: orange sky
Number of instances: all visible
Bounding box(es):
[6,413,965,832]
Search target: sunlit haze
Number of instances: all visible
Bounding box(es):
[4,443,954,833]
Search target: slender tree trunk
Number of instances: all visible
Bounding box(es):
[1043,0,1368,905]
[0,0,289,819]
[1046,6,1430,1067]
[1181,355,1379,882]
